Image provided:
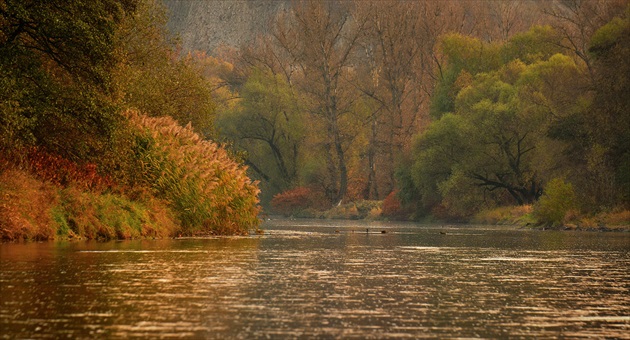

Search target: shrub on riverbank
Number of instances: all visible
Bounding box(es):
[472,203,629,230]
[381,191,415,220]
[1,110,262,240]
[562,209,630,231]
[534,178,577,227]
[0,110,261,240]
[56,187,178,240]
[323,201,382,220]
[126,110,261,235]
[271,187,327,217]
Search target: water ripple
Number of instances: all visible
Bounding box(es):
[1,222,628,339]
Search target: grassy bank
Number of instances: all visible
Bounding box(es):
[472,205,630,231]
[0,168,178,241]
[269,194,629,232]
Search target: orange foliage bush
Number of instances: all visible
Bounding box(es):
[600,210,630,226]
[0,167,180,241]
[430,203,467,222]
[0,169,58,240]
[381,191,411,220]
[271,187,310,216]
[381,191,402,216]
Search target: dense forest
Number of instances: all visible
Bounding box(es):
[209,0,629,226]
[0,0,628,240]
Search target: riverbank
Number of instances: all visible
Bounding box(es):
[1,112,262,242]
[0,168,180,241]
[0,165,258,242]
[472,205,630,232]
[274,201,629,232]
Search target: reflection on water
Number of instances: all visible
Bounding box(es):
[1,220,628,339]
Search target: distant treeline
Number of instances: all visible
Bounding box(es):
[205,0,628,225]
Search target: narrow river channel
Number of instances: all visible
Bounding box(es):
[1,219,628,339]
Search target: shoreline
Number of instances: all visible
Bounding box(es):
[2,214,628,244]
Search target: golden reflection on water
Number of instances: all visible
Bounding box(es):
[1,222,629,339]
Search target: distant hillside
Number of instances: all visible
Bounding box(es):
[160,0,552,53]
[161,0,290,53]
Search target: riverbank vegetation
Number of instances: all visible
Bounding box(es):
[1,1,628,240]
[0,0,260,240]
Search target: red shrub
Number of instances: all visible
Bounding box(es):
[271,187,319,216]
[382,190,407,219]
[0,169,58,241]
[26,147,113,191]
[431,203,466,223]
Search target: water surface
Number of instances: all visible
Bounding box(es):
[1,219,628,338]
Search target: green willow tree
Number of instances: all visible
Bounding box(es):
[215,69,304,205]
[407,26,593,218]
[412,71,545,217]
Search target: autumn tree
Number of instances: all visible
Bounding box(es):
[583,6,630,206]
[355,0,534,200]
[542,0,628,82]
[469,0,542,42]
[113,0,216,138]
[351,1,428,199]
[271,1,367,204]
[191,50,241,114]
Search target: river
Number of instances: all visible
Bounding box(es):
[1,219,628,339]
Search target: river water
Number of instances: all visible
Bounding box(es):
[1,219,628,339]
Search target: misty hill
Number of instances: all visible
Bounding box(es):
[161,0,290,53]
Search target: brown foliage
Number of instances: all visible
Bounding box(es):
[381,191,405,219]
[0,169,58,241]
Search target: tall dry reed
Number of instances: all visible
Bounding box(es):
[126,110,260,235]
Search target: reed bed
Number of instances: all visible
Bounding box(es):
[126,110,261,235]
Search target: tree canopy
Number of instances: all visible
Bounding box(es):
[2,0,627,232]
[0,0,137,159]
[207,0,628,221]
